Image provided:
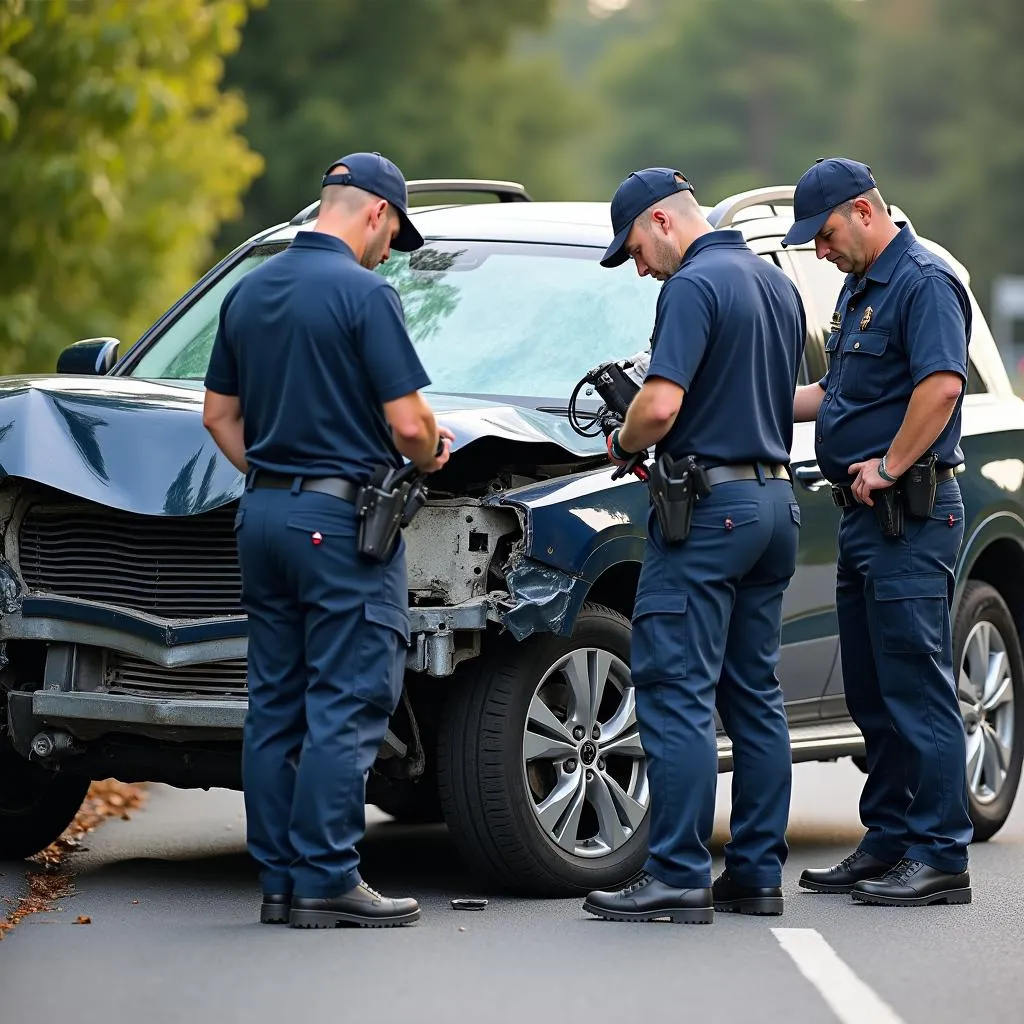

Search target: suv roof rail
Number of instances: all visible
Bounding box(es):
[289,177,532,227]
[406,178,532,203]
[707,184,915,235]
[706,186,796,229]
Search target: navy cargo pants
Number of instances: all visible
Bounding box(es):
[837,477,972,872]
[631,477,800,889]
[234,482,410,899]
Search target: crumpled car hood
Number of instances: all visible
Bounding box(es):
[0,376,604,515]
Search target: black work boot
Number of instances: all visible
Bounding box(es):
[712,872,784,916]
[289,882,421,928]
[260,893,291,924]
[583,871,714,924]
[799,849,896,893]
[851,859,972,907]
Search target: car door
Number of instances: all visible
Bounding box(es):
[750,240,843,721]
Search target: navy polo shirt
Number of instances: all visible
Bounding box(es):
[204,232,430,482]
[648,230,806,465]
[815,225,971,484]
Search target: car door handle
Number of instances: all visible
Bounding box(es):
[793,464,829,492]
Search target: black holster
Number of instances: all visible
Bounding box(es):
[649,454,710,545]
[873,487,905,538]
[356,464,426,562]
[902,452,938,520]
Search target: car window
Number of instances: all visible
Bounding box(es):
[966,361,988,395]
[128,246,281,379]
[378,241,660,399]
[129,238,662,401]
[786,249,847,383]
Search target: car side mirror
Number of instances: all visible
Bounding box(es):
[56,338,120,375]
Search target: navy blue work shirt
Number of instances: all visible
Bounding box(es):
[647,230,806,465]
[204,232,429,483]
[815,225,971,484]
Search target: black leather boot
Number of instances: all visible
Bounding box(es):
[712,872,784,916]
[583,872,714,924]
[260,893,291,924]
[799,849,896,893]
[289,882,421,928]
[851,859,972,906]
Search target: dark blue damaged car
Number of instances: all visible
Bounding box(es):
[3,180,1024,896]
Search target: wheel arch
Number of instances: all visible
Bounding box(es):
[957,511,1024,647]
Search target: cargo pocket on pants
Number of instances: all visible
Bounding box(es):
[631,592,688,685]
[873,573,948,655]
[355,602,411,713]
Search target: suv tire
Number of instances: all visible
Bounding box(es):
[0,740,89,860]
[371,776,445,825]
[954,580,1024,842]
[437,603,648,896]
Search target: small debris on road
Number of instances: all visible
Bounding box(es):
[74,915,92,925]
[0,780,147,940]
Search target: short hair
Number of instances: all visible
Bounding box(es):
[319,165,379,214]
[835,188,886,219]
[637,179,701,227]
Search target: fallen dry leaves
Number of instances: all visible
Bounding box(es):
[0,780,146,939]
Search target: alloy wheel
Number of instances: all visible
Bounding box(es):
[959,619,1016,805]
[521,648,648,859]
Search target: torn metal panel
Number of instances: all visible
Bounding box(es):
[499,559,579,641]
[405,502,521,604]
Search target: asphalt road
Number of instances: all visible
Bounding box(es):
[2,759,1023,1024]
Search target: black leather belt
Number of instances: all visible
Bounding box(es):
[704,463,790,486]
[248,471,359,503]
[831,467,956,508]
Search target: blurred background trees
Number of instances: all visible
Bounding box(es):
[0,0,262,374]
[1,0,1021,373]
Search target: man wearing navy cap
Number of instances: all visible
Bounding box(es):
[583,168,806,924]
[203,152,453,927]
[789,158,974,907]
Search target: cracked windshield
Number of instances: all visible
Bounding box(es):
[128,239,660,402]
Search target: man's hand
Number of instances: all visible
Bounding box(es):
[420,426,455,474]
[606,427,630,467]
[848,457,894,507]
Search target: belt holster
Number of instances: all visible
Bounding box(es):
[649,454,709,545]
[901,451,938,520]
[873,486,904,538]
[356,465,425,562]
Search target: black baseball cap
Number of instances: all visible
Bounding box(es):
[781,157,877,247]
[322,151,424,252]
[601,167,695,268]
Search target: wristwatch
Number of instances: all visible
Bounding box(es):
[878,454,898,483]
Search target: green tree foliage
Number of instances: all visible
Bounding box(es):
[0,0,263,374]
[220,0,583,246]
[589,0,860,201]
[859,0,1024,316]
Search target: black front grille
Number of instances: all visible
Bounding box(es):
[19,502,243,619]
[107,653,248,698]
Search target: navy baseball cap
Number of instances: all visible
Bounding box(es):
[781,157,877,247]
[601,167,695,268]
[322,151,424,251]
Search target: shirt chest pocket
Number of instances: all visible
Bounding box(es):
[837,329,899,400]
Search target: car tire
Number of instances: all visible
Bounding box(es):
[371,775,445,825]
[437,603,649,896]
[954,580,1024,842]
[0,740,90,860]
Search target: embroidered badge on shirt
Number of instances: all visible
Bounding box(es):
[830,311,842,332]
[859,306,873,331]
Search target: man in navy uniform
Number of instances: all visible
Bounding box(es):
[789,157,973,906]
[203,152,453,928]
[583,168,806,924]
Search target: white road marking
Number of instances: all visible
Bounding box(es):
[772,928,907,1024]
